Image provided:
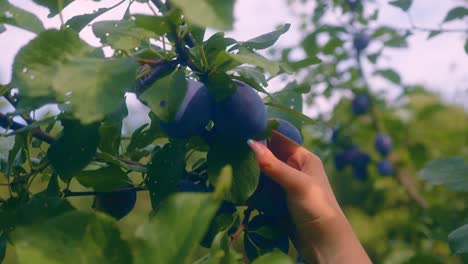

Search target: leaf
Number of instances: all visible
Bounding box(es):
[226,48,281,76]
[170,0,234,30]
[443,6,468,23]
[47,119,100,182]
[126,113,165,154]
[134,13,175,35]
[66,4,120,32]
[464,39,468,55]
[207,137,259,204]
[205,70,237,101]
[146,142,187,209]
[420,157,468,192]
[208,231,243,264]
[388,0,413,12]
[13,30,96,99]
[92,20,157,51]
[427,30,442,39]
[0,234,5,263]
[75,165,129,192]
[374,69,401,84]
[140,69,187,122]
[12,211,132,264]
[238,24,291,50]
[0,1,44,33]
[31,0,74,18]
[449,224,468,254]
[0,136,15,161]
[286,56,321,71]
[251,250,294,264]
[229,66,269,94]
[136,193,221,263]
[16,194,75,226]
[52,57,137,123]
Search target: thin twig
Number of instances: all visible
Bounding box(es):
[0,112,56,144]
[63,187,147,197]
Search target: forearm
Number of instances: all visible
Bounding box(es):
[293,211,371,264]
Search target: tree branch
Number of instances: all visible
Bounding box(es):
[63,186,147,197]
[0,112,56,144]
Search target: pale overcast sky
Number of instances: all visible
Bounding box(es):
[0,0,466,125]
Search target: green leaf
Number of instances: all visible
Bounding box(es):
[75,164,129,192]
[374,69,401,84]
[16,194,75,226]
[420,157,468,192]
[0,136,15,161]
[12,211,132,264]
[31,0,74,18]
[146,142,187,209]
[427,30,442,39]
[136,193,221,263]
[0,233,6,263]
[449,224,468,254]
[126,113,165,154]
[388,0,413,12]
[47,119,100,181]
[208,231,243,264]
[65,4,121,32]
[13,29,96,98]
[140,69,187,122]
[286,56,321,71]
[443,6,468,23]
[0,1,44,33]
[207,137,259,204]
[134,13,175,35]
[229,66,269,94]
[251,250,294,264]
[52,57,137,123]
[238,24,291,50]
[205,71,238,101]
[171,0,234,30]
[464,39,468,54]
[92,20,157,51]
[226,48,281,76]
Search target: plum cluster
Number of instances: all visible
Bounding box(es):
[374,134,394,176]
[334,145,371,180]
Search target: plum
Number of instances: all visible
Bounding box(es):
[271,118,303,145]
[375,134,392,156]
[353,33,370,52]
[334,146,371,180]
[351,94,370,115]
[158,79,212,138]
[92,183,137,220]
[212,81,267,139]
[377,159,394,176]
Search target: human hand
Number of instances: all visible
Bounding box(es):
[247,131,371,263]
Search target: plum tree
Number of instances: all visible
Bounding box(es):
[92,183,137,220]
[249,118,302,217]
[212,81,268,139]
[351,94,370,115]
[377,159,394,176]
[353,32,370,52]
[272,118,303,145]
[244,214,289,261]
[158,80,212,138]
[375,134,392,156]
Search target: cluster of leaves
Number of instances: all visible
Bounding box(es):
[0,0,323,263]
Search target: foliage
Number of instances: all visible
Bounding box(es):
[0,0,467,263]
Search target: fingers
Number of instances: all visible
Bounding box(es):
[247,139,310,194]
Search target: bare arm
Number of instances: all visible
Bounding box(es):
[247,131,371,264]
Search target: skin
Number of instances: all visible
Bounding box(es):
[247,131,371,264]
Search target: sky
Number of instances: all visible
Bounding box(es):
[0,0,467,126]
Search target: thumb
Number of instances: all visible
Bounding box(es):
[247,139,310,194]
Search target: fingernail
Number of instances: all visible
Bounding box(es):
[247,139,264,155]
